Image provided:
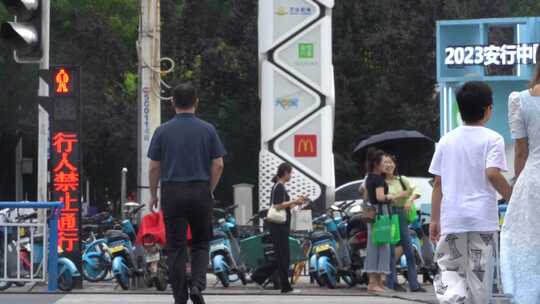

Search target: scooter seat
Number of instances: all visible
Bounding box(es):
[105,230,131,243]
[82,224,99,233]
[211,230,227,241]
[311,231,334,244]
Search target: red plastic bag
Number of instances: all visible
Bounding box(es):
[136,211,192,247]
[137,211,167,247]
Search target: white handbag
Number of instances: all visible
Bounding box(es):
[266,205,287,224]
[265,184,287,224]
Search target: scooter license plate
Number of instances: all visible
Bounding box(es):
[316,244,331,253]
[111,245,124,254]
[147,253,160,262]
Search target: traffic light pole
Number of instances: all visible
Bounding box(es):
[38,0,50,97]
[37,0,50,206]
[36,1,50,277]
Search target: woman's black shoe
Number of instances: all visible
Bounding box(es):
[392,284,407,292]
[410,286,427,292]
[281,287,294,294]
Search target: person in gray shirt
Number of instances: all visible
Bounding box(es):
[148,82,226,304]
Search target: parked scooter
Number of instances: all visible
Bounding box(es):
[138,211,168,291]
[309,201,358,289]
[346,211,369,285]
[80,211,119,283]
[106,204,145,290]
[396,211,438,284]
[81,228,112,282]
[0,210,80,291]
[210,204,248,287]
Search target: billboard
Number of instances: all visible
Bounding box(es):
[259,0,335,212]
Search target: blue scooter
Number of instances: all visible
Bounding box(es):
[80,211,119,282]
[81,228,112,282]
[397,211,438,284]
[209,205,247,288]
[105,205,145,290]
[0,210,80,291]
[309,201,357,289]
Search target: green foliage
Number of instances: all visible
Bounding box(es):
[511,0,540,16]
[0,5,7,20]
[123,72,138,98]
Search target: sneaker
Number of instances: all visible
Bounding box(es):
[281,289,302,294]
[392,284,408,292]
[190,286,206,304]
[410,286,427,293]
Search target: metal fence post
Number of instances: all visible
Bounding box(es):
[47,207,59,292]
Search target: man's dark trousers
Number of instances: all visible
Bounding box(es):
[162,182,213,304]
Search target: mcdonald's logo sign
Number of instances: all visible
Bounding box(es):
[294,135,317,157]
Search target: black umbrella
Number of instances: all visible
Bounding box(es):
[353,130,435,176]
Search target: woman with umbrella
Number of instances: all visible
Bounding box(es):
[355,130,434,293]
[382,154,426,292]
[363,148,406,292]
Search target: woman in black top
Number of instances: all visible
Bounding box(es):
[363,149,406,292]
[251,163,305,293]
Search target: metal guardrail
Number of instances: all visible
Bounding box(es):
[0,201,62,292]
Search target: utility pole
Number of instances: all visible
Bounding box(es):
[137,0,162,210]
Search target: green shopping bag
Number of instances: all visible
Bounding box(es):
[390,214,401,244]
[372,214,401,245]
[406,203,418,224]
[372,215,391,245]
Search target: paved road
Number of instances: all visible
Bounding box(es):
[0,275,438,303]
[0,294,423,304]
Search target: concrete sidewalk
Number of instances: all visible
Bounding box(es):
[0,294,424,304]
[1,275,439,304]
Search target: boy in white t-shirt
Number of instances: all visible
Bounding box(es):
[429,81,512,304]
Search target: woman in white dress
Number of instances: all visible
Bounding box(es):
[500,48,540,304]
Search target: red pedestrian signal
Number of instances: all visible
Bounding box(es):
[55,68,71,94]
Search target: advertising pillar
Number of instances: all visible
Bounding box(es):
[258,0,336,213]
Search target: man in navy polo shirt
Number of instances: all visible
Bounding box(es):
[147,82,226,304]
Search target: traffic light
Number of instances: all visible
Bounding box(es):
[0,0,48,62]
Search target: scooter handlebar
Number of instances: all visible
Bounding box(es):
[16,212,38,221]
[130,204,145,215]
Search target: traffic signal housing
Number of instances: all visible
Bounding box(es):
[1,0,46,62]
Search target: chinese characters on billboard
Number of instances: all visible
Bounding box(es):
[48,66,82,281]
[445,43,539,66]
[52,132,79,252]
